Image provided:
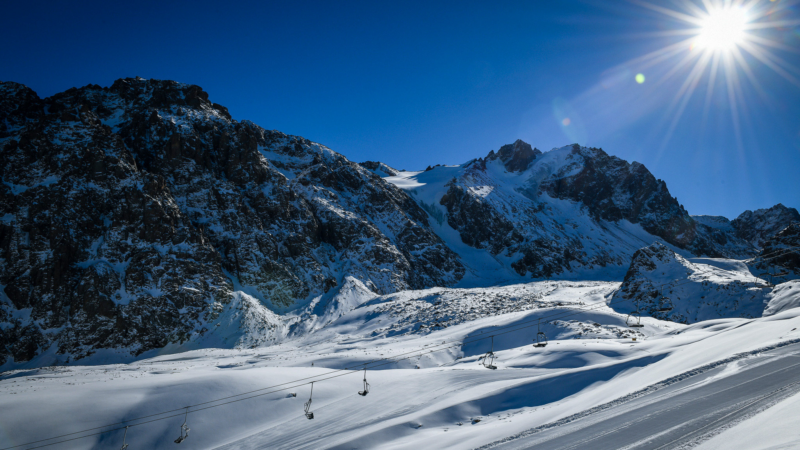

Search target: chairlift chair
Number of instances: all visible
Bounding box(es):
[304,382,315,419]
[120,426,129,450]
[358,368,370,396]
[627,310,644,328]
[478,336,498,370]
[174,408,190,444]
[627,299,644,328]
[534,319,548,348]
[774,270,790,278]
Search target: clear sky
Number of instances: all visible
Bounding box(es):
[2,0,798,219]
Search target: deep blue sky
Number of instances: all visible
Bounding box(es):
[2,0,798,219]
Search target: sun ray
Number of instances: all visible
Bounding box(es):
[701,52,722,131]
[723,54,745,153]
[628,0,705,26]
[744,34,800,54]
[658,51,713,153]
[745,20,800,30]
[731,46,769,103]
[684,0,711,20]
[624,36,699,68]
[627,0,800,152]
[739,41,800,87]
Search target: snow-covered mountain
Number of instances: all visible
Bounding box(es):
[693,203,799,251]
[1,78,797,369]
[0,78,463,368]
[732,203,800,249]
[384,140,757,285]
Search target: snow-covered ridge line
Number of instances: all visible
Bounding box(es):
[1,77,798,370]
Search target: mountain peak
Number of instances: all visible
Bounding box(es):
[486,139,542,172]
[732,203,800,248]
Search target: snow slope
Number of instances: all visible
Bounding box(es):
[696,389,800,450]
[3,281,800,450]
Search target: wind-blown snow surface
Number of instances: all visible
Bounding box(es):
[3,280,800,450]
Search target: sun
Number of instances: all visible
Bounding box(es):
[695,5,748,52]
[621,0,800,151]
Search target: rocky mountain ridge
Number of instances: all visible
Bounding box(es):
[385,141,764,284]
[732,204,800,249]
[1,77,796,368]
[0,77,463,368]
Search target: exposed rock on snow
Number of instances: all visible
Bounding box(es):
[359,160,401,177]
[732,203,800,249]
[611,242,770,323]
[485,139,542,172]
[1,77,797,369]
[691,215,735,232]
[754,222,800,280]
[0,78,463,368]
[390,142,757,283]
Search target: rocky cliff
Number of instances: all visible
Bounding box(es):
[1,77,795,368]
[0,78,463,367]
[754,222,800,280]
[732,204,800,249]
[388,142,757,283]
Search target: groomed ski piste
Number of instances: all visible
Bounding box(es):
[2,259,800,450]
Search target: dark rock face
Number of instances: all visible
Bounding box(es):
[754,222,800,278]
[0,77,463,366]
[732,204,800,249]
[359,161,400,177]
[486,139,542,173]
[437,142,755,279]
[536,145,750,258]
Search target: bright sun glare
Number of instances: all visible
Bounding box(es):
[696,6,748,51]
[626,0,799,149]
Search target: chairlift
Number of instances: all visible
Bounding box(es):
[774,270,790,278]
[478,336,497,370]
[358,368,370,396]
[304,382,315,419]
[120,426,129,450]
[533,319,547,348]
[627,299,644,328]
[174,407,190,444]
[656,287,673,313]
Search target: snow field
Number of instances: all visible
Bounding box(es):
[3,279,800,449]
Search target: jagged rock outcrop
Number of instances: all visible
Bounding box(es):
[485,139,542,172]
[1,76,795,368]
[359,161,400,177]
[732,204,800,249]
[611,242,769,323]
[430,142,756,279]
[754,222,800,279]
[0,77,464,367]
